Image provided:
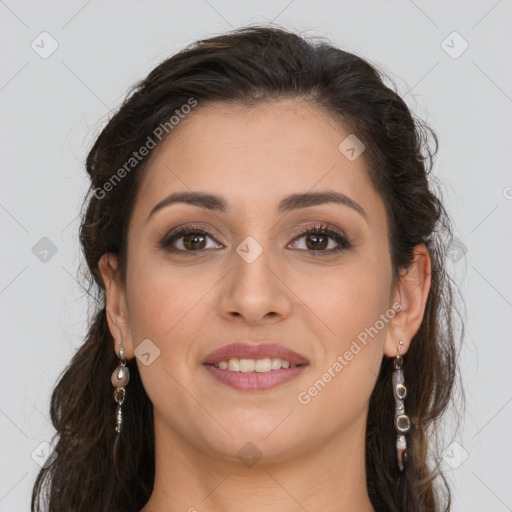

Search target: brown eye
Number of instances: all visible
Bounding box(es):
[304,232,329,250]
[181,232,207,250]
[160,226,222,253]
[289,224,352,253]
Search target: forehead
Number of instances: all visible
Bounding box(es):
[132,99,384,222]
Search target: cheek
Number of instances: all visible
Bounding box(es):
[297,249,392,403]
[124,260,212,413]
[295,268,391,424]
[125,257,221,356]
[126,274,176,341]
[294,250,392,342]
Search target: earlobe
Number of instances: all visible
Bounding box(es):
[383,244,432,358]
[98,253,134,359]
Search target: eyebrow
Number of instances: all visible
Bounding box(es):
[147,190,368,223]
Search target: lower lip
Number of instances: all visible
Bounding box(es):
[203,364,308,391]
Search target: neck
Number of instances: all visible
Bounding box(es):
[140,413,375,512]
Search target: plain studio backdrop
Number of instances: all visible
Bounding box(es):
[1,1,511,511]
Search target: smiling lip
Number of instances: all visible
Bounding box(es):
[201,342,309,392]
[204,364,308,391]
[201,342,309,366]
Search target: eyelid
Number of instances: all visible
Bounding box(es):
[290,221,347,240]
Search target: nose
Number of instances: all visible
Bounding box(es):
[218,242,293,326]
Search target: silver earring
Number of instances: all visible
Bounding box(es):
[111,346,130,434]
[392,340,410,471]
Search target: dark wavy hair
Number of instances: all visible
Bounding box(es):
[31,25,464,512]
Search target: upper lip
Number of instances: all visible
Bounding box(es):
[202,342,309,365]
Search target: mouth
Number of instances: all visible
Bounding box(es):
[202,342,309,391]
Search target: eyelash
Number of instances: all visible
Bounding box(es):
[159,223,352,255]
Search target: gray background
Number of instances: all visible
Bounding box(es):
[1,1,511,510]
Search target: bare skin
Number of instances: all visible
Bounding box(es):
[99,99,431,512]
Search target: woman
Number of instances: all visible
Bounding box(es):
[32,25,462,512]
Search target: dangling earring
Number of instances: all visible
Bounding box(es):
[392,340,410,471]
[111,346,130,434]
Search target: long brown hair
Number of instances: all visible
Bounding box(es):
[32,25,464,512]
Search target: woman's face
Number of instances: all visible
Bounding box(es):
[104,99,407,464]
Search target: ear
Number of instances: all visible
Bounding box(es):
[384,243,432,357]
[98,253,135,359]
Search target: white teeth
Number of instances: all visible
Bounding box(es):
[239,359,255,372]
[213,357,298,372]
[228,359,239,371]
[254,357,271,372]
[271,358,282,370]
